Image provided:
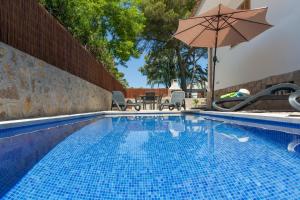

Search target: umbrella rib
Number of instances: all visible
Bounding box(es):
[218,19,228,30]
[198,21,218,31]
[174,16,217,36]
[220,19,238,30]
[218,14,234,30]
[230,17,272,26]
[188,27,209,46]
[222,17,248,41]
[190,7,267,20]
[200,17,220,31]
[203,16,217,30]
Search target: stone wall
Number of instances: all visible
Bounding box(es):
[214,70,300,111]
[0,42,112,121]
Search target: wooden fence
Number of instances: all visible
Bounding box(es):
[126,88,169,98]
[0,0,125,93]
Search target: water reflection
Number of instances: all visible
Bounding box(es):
[184,115,211,133]
[215,123,250,143]
[112,115,218,162]
[169,117,185,138]
[110,114,300,164]
[288,139,300,152]
[119,131,149,155]
[3,115,300,199]
[220,133,249,143]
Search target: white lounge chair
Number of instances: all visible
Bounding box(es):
[159,91,186,111]
[112,91,141,111]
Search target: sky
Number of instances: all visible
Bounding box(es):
[117,52,149,88]
[118,53,208,88]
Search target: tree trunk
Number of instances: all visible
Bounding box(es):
[189,65,196,98]
[179,64,187,91]
[176,47,187,92]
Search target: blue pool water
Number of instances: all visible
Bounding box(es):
[2,115,300,199]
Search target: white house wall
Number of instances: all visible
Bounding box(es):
[196,0,300,90]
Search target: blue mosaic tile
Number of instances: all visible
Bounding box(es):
[0,119,95,197]
[2,115,300,199]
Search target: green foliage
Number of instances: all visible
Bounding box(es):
[39,0,145,87]
[141,0,194,43]
[192,98,199,107]
[139,48,177,88]
[139,0,208,90]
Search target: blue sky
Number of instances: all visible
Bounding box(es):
[117,52,149,88]
[118,53,208,88]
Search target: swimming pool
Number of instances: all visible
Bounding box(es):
[1,114,300,199]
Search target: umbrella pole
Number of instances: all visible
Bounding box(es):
[211,5,221,109]
[211,47,217,108]
[211,30,219,109]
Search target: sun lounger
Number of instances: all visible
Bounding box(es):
[112,91,141,111]
[213,83,300,112]
[159,91,186,111]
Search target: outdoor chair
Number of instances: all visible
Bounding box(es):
[112,91,141,111]
[159,91,186,111]
[143,92,156,110]
[213,83,300,112]
[155,95,163,110]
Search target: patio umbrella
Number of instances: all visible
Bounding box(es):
[173,4,272,107]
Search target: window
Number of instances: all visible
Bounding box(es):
[238,0,251,10]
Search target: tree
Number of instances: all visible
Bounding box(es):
[139,48,177,88]
[140,0,207,90]
[139,47,207,89]
[39,0,145,86]
[185,48,208,90]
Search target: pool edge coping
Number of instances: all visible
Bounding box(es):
[1,110,300,131]
[183,110,300,125]
[0,111,181,130]
[0,112,105,130]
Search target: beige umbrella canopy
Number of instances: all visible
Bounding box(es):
[173,4,272,106]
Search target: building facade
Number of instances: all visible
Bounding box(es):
[195,0,300,110]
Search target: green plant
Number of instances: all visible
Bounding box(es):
[139,0,208,90]
[40,0,145,86]
[192,98,199,107]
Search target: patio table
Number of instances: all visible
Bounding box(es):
[139,95,161,110]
